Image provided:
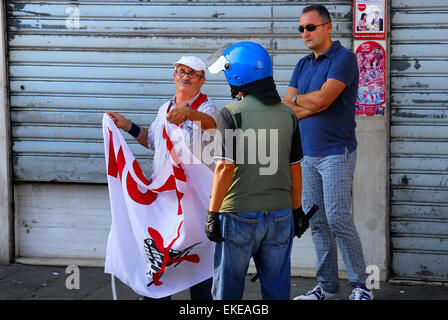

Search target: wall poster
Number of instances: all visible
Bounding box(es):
[354,0,387,116]
[355,41,386,116]
[354,0,386,40]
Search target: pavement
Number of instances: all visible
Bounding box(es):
[1,263,447,300]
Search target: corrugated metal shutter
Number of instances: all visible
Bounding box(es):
[6,0,353,184]
[390,0,448,281]
[8,1,354,264]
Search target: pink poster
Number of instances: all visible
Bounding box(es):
[355,41,386,116]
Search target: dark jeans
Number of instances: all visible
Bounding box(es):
[143,277,213,300]
[212,209,293,300]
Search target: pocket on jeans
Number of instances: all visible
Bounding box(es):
[226,213,258,248]
[219,214,228,240]
[272,211,293,246]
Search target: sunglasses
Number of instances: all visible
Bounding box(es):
[298,23,329,33]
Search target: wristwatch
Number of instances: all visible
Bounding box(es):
[291,95,298,105]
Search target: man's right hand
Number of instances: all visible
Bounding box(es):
[205,211,225,242]
[107,112,131,131]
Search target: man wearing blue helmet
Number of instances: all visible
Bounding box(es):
[206,42,304,300]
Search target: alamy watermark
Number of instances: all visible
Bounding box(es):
[366,264,380,290]
[168,122,280,175]
[65,264,80,290]
[65,5,80,30]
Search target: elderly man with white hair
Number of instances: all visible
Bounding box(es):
[107,56,218,300]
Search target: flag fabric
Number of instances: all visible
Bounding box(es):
[102,114,215,298]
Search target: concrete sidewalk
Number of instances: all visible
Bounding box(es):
[0,263,447,300]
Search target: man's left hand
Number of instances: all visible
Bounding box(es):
[292,205,319,238]
[166,106,189,125]
[292,207,309,238]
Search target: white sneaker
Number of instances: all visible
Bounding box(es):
[349,286,374,300]
[293,285,337,300]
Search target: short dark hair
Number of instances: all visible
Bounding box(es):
[302,5,332,23]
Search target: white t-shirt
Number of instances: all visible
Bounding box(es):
[147,94,218,178]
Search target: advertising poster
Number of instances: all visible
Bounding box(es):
[355,40,386,116]
[354,0,387,116]
[354,0,386,40]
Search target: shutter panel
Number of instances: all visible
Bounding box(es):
[7,0,352,183]
[390,0,448,281]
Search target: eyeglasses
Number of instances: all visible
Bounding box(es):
[175,69,204,79]
[298,23,329,33]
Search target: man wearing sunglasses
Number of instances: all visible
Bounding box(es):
[107,56,218,300]
[282,5,373,300]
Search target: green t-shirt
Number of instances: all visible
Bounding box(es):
[214,95,303,212]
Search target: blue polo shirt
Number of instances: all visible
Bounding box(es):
[289,40,359,156]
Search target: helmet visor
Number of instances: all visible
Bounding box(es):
[208,56,228,74]
[207,43,233,74]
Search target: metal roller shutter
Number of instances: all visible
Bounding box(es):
[6,1,353,262]
[390,0,448,281]
[6,0,353,183]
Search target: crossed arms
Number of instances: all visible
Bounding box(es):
[282,78,347,119]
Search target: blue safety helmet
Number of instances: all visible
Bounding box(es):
[208,42,273,86]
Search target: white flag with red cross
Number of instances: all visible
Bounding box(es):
[102,114,214,298]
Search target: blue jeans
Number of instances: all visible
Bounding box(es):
[301,150,367,294]
[143,277,213,300]
[212,208,293,300]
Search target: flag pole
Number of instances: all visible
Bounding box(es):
[111,275,118,300]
